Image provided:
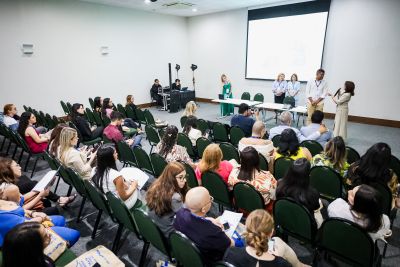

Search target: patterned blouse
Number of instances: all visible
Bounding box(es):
[228,168,277,205]
[311,153,350,178]
[154,143,193,164]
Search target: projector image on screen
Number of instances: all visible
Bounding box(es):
[246,12,328,81]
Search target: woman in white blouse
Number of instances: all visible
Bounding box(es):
[182,116,203,146]
[287,73,301,106]
[272,73,287,104]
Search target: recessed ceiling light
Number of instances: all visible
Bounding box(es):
[144,0,151,4]
[192,8,197,12]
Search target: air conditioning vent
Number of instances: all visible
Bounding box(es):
[162,1,195,9]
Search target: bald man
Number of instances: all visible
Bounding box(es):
[238,121,274,161]
[173,187,233,264]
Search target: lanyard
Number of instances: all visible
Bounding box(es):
[315,80,322,88]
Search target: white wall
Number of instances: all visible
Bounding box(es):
[187,0,400,121]
[0,0,191,116]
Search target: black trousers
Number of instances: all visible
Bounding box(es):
[274,93,286,104]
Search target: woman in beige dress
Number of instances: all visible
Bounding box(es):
[329,81,355,140]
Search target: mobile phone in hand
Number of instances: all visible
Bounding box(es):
[223,222,230,231]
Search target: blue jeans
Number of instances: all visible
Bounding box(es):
[50,215,80,247]
[130,134,142,148]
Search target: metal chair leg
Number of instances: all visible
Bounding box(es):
[12,145,18,159]
[138,241,150,267]
[18,150,24,164]
[91,210,103,239]
[30,157,40,178]
[53,176,61,194]
[76,197,86,223]
[112,224,124,253]
[67,185,73,196]
[24,155,31,171]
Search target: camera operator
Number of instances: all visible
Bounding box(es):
[230,103,261,137]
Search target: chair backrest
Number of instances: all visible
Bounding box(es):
[66,168,87,197]
[88,97,95,110]
[83,180,113,217]
[133,209,171,257]
[102,134,113,144]
[196,137,212,158]
[117,141,137,167]
[300,140,323,157]
[180,116,188,128]
[101,114,111,126]
[53,159,73,186]
[91,110,103,126]
[44,113,56,129]
[258,153,269,171]
[273,198,317,244]
[125,105,138,121]
[390,154,400,179]
[241,92,251,100]
[253,93,264,102]
[60,100,70,115]
[317,218,378,267]
[309,166,343,201]
[179,160,198,188]
[145,125,160,146]
[196,119,209,134]
[212,122,229,143]
[370,182,392,217]
[43,152,58,171]
[233,182,264,213]
[229,126,245,147]
[219,142,240,163]
[201,171,233,209]
[170,231,205,267]
[283,96,295,107]
[66,102,73,114]
[84,108,96,126]
[345,146,360,165]
[116,104,127,117]
[135,108,147,125]
[143,109,156,125]
[150,153,168,178]
[106,192,139,235]
[271,134,281,147]
[133,146,154,175]
[177,133,196,158]
[273,157,293,180]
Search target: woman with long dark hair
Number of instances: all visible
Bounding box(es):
[91,145,139,209]
[328,185,391,242]
[71,103,103,141]
[154,125,193,164]
[17,112,49,153]
[228,146,277,210]
[146,162,189,237]
[274,128,312,161]
[2,222,54,267]
[93,96,103,113]
[276,158,323,227]
[183,116,202,146]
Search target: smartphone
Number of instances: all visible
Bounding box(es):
[223,222,230,231]
[268,239,275,253]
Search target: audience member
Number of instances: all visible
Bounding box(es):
[150,79,163,106]
[306,69,328,125]
[93,96,103,113]
[103,111,142,148]
[272,73,287,104]
[146,162,189,238]
[269,111,326,141]
[183,101,197,117]
[17,112,49,153]
[231,103,260,137]
[91,145,139,209]
[3,104,19,131]
[101,98,115,118]
[300,110,332,146]
[0,187,80,247]
[172,79,181,90]
[274,128,312,161]
[238,121,274,162]
[48,123,68,158]
[220,74,234,117]
[183,116,202,146]
[195,144,233,184]
[311,136,349,177]
[59,127,96,180]
[228,147,277,211]
[2,222,55,267]
[154,125,193,164]
[328,185,392,242]
[224,209,308,267]
[125,94,137,111]
[287,73,301,107]
[71,103,103,141]
[276,158,323,227]
[0,157,74,213]
[173,187,233,264]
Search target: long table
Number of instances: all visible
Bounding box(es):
[211,98,262,107]
[255,102,307,126]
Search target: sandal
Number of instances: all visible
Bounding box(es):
[58,194,77,207]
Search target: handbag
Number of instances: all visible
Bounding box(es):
[44,228,68,261]
[65,245,125,267]
[24,193,44,211]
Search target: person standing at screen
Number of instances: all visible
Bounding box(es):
[328,81,355,140]
[221,74,234,117]
[306,69,328,125]
[287,73,301,106]
[272,73,287,104]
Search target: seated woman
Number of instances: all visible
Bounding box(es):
[91,145,139,209]
[71,103,103,141]
[183,116,203,146]
[195,144,233,184]
[17,112,49,153]
[311,136,350,177]
[93,96,103,113]
[328,185,392,242]
[48,123,68,158]
[239,121,274,163]
[2,222,55,267]
[183,101,197,117]
[276,158,324,227]
[126,94,137,111]
[0,157,75,213]
[146,162,189,238]
[228,146,277,211]
[154,125,193,165]
[0,185,80,247]
[101,97,115,118]
[347,143,399,207]
[3,104,20,131]
[224,209,309,267]
[274,128,312,161]
[59,127,96,180]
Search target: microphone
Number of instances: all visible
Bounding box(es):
[334,88,341,97]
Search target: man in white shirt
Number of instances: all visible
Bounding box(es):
[306,69,328,125]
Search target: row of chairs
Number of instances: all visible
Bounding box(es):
[23,105,62,130]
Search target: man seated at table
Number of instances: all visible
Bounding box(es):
[300,110,332,147]
[150,79,163,106]
[231,103,260,137]
[269,111,327,142]
[173,187,234,265]
[172,79,181,90]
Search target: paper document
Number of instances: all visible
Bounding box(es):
[219,210,243,237]
[120,167,149,189]
[32,170,58,192]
